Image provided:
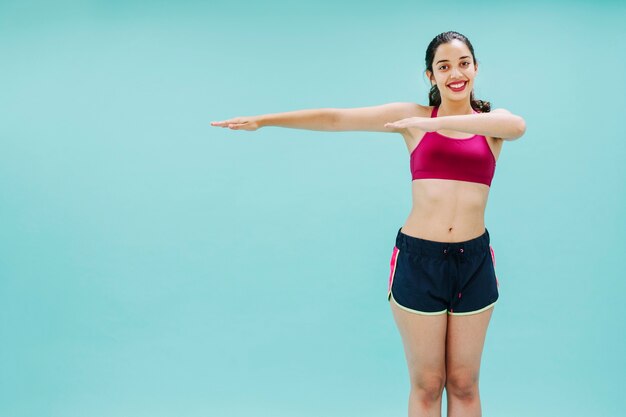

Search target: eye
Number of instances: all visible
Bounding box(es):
[439,61,471,70]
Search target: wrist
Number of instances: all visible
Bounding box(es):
[255,115,267,128]
[428,118,442,131]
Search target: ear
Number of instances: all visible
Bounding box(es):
[425,70,435,85]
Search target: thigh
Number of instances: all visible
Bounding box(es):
[387,246,449,314]
[449,244,499,315]
[445,306,494,382]
[390,298,448,386]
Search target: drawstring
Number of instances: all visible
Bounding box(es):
[443,246,466,262]
[444,246,466,309]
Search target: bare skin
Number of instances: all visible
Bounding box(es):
[399,104,503,242]
[390,294,493,417]
[387,101,502,417]
[211,38,525,417]
[390,40,509,417]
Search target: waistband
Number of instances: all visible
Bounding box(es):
[395,226,490,258]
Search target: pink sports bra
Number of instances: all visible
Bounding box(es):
[410,106,496,186]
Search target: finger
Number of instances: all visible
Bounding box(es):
[213,120,241,126]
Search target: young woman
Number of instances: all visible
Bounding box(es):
[212,31,526,417]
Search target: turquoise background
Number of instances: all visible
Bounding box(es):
[1,1,625,416]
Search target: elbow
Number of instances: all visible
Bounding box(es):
[516,117,526,138]
[501,116,526,141]
[494,110,526,140]
[507,116,526,140]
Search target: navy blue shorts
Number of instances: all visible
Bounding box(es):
[387,227,499,315]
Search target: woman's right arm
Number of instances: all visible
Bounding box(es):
[211,109,333,131]
[259,108,336,131]
[211,102,422,133]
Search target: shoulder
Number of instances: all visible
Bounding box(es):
[383,102,430,118]
[376,102,432,124]
[489,108,512,114]
[412,103,433,117]
[386,102,432,119]
[398,104,432,142]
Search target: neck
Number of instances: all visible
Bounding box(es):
[437,101,474,116]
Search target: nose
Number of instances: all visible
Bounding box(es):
[450,67,463,78]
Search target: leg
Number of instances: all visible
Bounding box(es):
[445,306,495,417]
[390,297,448,417]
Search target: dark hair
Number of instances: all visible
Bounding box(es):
[425,31,491,113]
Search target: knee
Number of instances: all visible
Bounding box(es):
[445,370,479,401]
[410,373,445,404]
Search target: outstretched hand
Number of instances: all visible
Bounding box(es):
[211,116,261,131]
[384,116,439,131]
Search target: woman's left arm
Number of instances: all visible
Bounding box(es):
[438,108,526,141]
[385,108,526,141]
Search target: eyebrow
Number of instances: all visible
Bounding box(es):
[435,56,471,65]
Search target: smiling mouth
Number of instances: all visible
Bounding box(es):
[447,81,467,92]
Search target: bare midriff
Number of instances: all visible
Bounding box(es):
[401,178,490,243]
[397,105,503,243]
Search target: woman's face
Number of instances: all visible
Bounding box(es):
[428,39,478,102]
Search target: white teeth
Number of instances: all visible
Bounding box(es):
[449,82,466,88]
